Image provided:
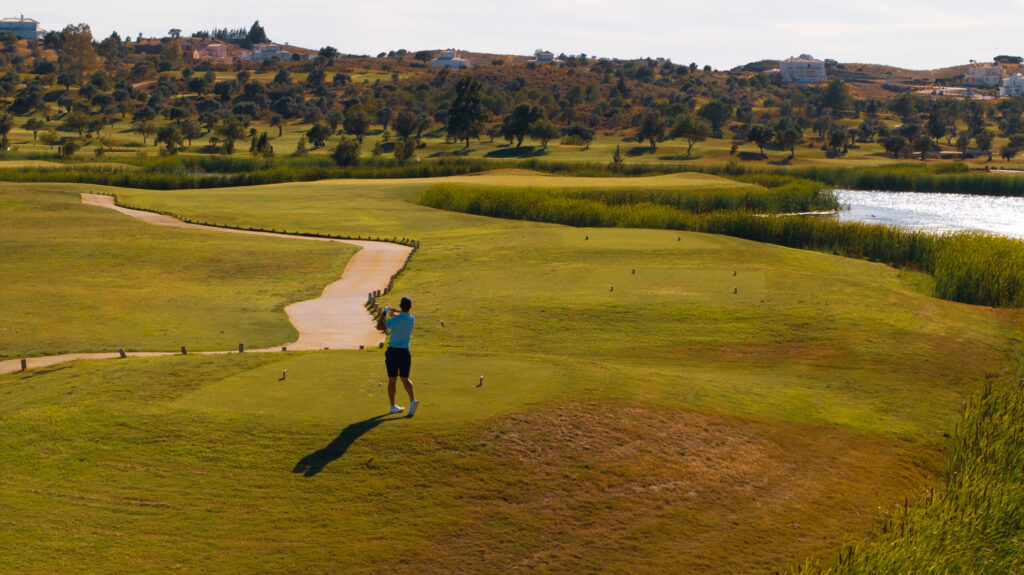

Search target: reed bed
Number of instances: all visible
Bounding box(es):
[787,163,1024,197]
[556,177,838,214]
[0,156,663,190]
[3,154,1024,197]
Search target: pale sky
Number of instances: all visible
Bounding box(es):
[18,1,1024,70]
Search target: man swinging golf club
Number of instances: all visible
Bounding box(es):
[376,296,419,417]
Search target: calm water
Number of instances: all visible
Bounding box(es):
[834,190,1024,239]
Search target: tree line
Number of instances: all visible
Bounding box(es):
[4,22,1024,164]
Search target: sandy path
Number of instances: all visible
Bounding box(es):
[0,194,413,375]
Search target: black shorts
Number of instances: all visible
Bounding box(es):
[385,347,412,378]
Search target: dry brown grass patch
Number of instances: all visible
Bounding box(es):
[412,402,940,574]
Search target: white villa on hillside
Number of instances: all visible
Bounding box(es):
[1000,73,1024,97]
[0,15,45,40]
[966,62,1003,88]
[239,43,314,62]
[242,43,283,61]
[430,50,470,69]
[530,50,563,66]
[778,54,826,85]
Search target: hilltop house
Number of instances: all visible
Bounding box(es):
[243,43,283,61]
[240,43,315,62]
[966,62,1003,88]
[1000,73,1024,97]
[530,50,563,66]
[191,42,228,63]
[0,15,45,40]
[778,54,827,85]
[430,50,470,69]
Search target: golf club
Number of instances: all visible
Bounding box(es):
[415,314,446,327]
[382,306,445,327]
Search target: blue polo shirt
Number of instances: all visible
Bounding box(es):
[385,313,415,349]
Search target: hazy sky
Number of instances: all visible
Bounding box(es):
[19,1,1024,70]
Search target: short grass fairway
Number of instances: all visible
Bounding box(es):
[0,185,358,359]
[1,176,1022,573]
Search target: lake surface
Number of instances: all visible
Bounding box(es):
[833,190,1024,239]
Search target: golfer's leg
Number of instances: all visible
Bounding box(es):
[388,377,398,406]
[401,377,415,402]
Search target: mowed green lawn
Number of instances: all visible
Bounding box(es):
[1,174,1021,573]
[0,186,358,359]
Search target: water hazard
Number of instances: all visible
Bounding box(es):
[833,190,1024,239]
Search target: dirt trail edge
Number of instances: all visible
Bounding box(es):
[0,194,414,375]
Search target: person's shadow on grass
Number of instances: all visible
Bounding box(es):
[292,413,401,477]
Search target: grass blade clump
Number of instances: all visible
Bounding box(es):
[789,364,1024,574]
[933,234,1024,308]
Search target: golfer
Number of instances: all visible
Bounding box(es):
[376,296,419,417]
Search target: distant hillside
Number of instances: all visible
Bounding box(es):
[732,60,780,73]
[731,58,1024,99]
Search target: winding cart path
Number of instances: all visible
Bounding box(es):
[0,194,413,375]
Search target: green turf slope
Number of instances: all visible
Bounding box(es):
[1,175,1021,573]
[0,186,358,359]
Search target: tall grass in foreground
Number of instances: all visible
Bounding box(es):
[790,364,1024,573]
[419,185,1024,308]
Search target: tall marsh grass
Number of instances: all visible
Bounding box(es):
[0,157,505,189]
[558,177,838,214]
[789,163,1024,197]
[3,154,1024,197]
[790,365,1024,573]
